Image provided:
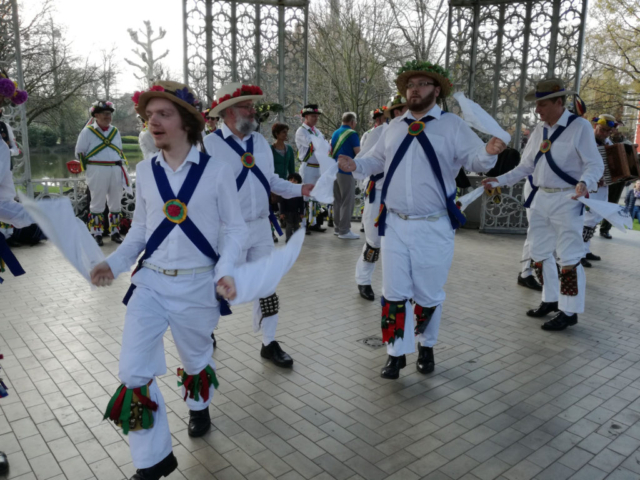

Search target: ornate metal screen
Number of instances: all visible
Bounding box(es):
[183,0,309,130]
[447,0,587,232]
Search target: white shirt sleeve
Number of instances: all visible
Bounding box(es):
[453,119,498,173]
[295,127,310,155]
[75,128,90,159]
[353,127,387,177]
[6,124,19,157]
[0,142,31,227]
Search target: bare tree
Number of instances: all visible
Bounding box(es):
[100,46,120,100]
[125,21,169,86]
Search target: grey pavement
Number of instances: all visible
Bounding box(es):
[1,223,640,480]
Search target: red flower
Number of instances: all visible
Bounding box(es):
[167,204,182,217]
[232,89,241,98]
[150,85,165,92]
[131,91,142,105]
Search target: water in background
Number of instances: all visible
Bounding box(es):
[29,151,144,179]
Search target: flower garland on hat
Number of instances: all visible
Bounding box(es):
[301,105,323,115]
[0,75,28,105]
[210,84,263,111]
[592,115,619,128]
[131,85,200,110]
[372,106,387,118]
[89,100,115,116]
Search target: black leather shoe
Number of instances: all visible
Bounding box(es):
[261,340,294,367]
[600,231,612,239]
[416,344,434,374]
[541,312,578,331]
[360,226,365,232]
[94,235,104,247]
[358,284,375,301]
[211,332,217,349]
[188,408,211,437]
[310,225,326,232]
[585,252,601,261]
[580,257,592,268]
[517,274,542,291]
[130,452,178,480]
[0,451,8,476]
[381,355,406,379]
[526,301,559,318]
[111,232,123,244]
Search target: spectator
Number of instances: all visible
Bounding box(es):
[279,173,305,241]
[330,112,361,239]
[271,123,296,180]
[625,179,640,222]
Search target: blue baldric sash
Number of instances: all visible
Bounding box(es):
[376,113,466,235]
[122,152,231,315]
[215,130,283,235]
[523,114,581,211]
[0,234,25,283]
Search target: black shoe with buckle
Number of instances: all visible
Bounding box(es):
[261,340,294,368]
[358,284,375,301]
[0,451,7,476]
[585,252,601,261]
[381,355,406,379]
[94,235,104,247]
[416,344,434,374]
[526,301,559,318]
[130,452,178,480]
[517,274,542,291]
[211,332,217,349]
[541,312,578,331]
[188,408,211,437]
[600,230,612,239]
[580,257,592,268]
[111,232,123,244]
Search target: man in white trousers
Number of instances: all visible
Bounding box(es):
[205,83,313,368]
[90,81,247,480]
[484,78,603,331]
[581,114,616,267]
[340,60,504,379]
[75,100,129,246]
[354,95,407,301]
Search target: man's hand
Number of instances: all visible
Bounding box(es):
[482,177,499,191]
[301,184,314,197]
[216,276,237,301]
[338,155,356,173]
[572,181,588,200]
[486,138,507,155]
[90,261,114,287]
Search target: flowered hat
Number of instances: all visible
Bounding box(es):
[90,100,115,117]
[524,78,576,102]
[133,81,204,130]
[0,74,28,106]
[203,108,219,120]
[395,60,453,99]
[592,114,619,128]
[371,106,387,119]
[301,104,322,116]
[209,82,264,117]
[385,93,406,118]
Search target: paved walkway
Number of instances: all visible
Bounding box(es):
[1,224,640,480]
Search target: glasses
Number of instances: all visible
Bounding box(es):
[407,81,436,89]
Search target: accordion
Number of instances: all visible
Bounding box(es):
[603,143,640,184]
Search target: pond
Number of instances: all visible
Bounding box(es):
[28,150,144,179]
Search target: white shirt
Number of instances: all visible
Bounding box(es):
[354,123,388,190]
[355,105,497,216]
[497,109,604,191]
[2,122,19,156]
[295,124,325,166]
[204,123,303,223]
[138,129,159,160]
[106,146,247,281]
[75,123,124,162]
[0,141,31,227]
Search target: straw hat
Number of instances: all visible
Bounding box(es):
[384,94,407,118]
[524,78,576,102]
[134,81,204,130]
[210,82,264,117]
[395,60,453,99]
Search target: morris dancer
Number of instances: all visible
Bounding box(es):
[137,115,159,160]
[354,96,406,301]
[90,81,247,480]
[75,100,129,246]
[581,114,616,267]
[339,61,504,379]
[205,83,313,367]
[295,104,327,233]
[484,78,603,331]
[203,108,218,136]
[360,106,387,152]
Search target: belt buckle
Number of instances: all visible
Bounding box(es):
[162,269,178,277]
[397,212,408,220]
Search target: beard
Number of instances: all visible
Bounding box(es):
[236,115,258,135]
[408,90,437,112]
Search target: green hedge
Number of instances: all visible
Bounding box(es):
[122,144,141,152]
[122,135,139,144]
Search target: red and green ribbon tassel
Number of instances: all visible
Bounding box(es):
[104,385,126,422]
[381,300,405,345]
[178,366,220,403]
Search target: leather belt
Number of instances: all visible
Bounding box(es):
[306,163,320,168]
[142,261,214,277]
[87,160,123,166]
[390,209,447,222]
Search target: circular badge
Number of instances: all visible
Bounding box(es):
[241,152,255,168]
[408,121,426,136]
[104,140,111,146]
[163,199,188,224]
[540,139,552,153]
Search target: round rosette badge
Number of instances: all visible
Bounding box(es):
[241,152,255,168]
[163,199,188,224]
[408,121,425,136]
[540,139,552,153]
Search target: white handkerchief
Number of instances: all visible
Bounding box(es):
[453,92,511,144]
[575,196,633,233]
[310,163,339,204]
[456,186,485,212]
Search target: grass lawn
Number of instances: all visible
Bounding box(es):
[634,219,640,231]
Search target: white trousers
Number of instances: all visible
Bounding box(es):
[528,190,586,314]
[355,190,381,285]
[583,185,608,254]
[301,165,321,225]
[87,164,124,214]
[381,212,454,356]
[118,268,219,468]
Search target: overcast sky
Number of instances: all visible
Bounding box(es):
[22,0,184,95]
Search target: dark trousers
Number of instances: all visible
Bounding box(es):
[600,182,626,233]
[285,212,301,242]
